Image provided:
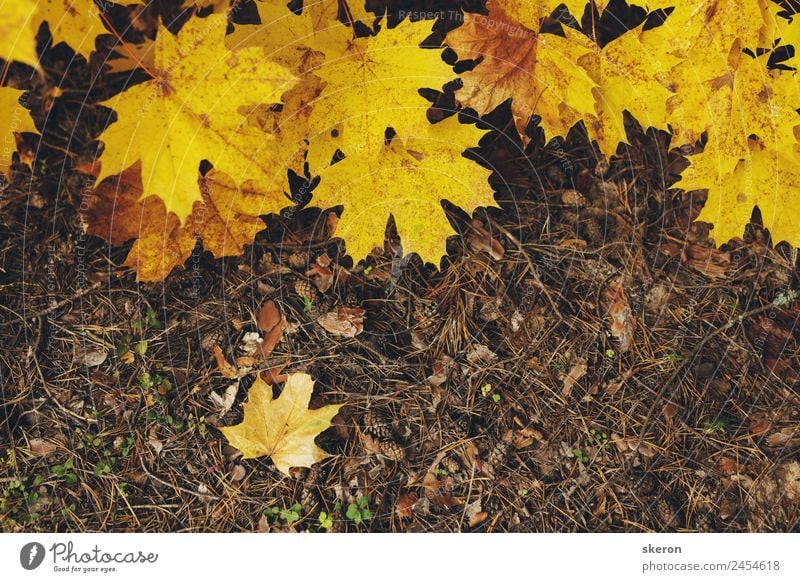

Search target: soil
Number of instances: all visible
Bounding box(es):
[1,0,799,533]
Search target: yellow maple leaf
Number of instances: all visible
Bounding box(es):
[446,2,594,139]
[0,87,37,176]
[38,0,112,59]
[312,115,495,264]
[447,2,678,156]
[225,0,355,74]
[220,372,343,476]
[84,164,282,281]
[306,18,460,169]
[567,23,679,157]
[688,143,800,248]
[677,52,800,247]
[96,13,297,222]
[0,2,39,68]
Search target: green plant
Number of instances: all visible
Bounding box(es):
[52,458,78,485]
[280,503,303,525]
[587,428,609,449]
[666,350,684,364]
[573,448,589,465]
[346,495,372,525]
[263,503,304,526]
[93,460,112,477]
[704,419,728,434]
[480,383,501,404]
[133,307,162,330]
[318,511,334,530]
[303,296,313,315]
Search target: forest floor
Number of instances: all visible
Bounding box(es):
[1,0,800,532]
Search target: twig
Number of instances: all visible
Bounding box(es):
[0,280,104,328]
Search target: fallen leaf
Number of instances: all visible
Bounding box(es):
[603,280,636,352]
[395,492,418,520]
[213,345,238,379]
[748,414,772,437]
[318,307,365,338]
[210,383,238,415]
[561,358,588,397]
[256,300,286,358]
[28,439,58,457]
[73,345,108,368]
[220,372,343,476]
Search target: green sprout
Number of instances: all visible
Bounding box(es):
[346,496,372,525]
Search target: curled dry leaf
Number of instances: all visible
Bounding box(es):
[317,307,365,338]
[213,345,238,379]
[256,300,286,358]
[306,254,334,293]
[603,280,636,352]
[395,492,418,520]
[464,498,488,527]
[209,383,238,416]
[561,357,587,397]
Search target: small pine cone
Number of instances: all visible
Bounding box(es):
[288,251,308,268]
[294,279,314,299]
[363,409,393,440]
[343,288,360,307]
[441,455,460,475]
[379,439,407,462]
[486,434,512,471]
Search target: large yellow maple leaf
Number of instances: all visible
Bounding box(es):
[0,87,37,176]
[447,1,677,156]
[653,0,779,147]
[312,115,495,264]
[96,13,298,223]
[677,52,800,247]
[446,2,594,140]
[686,143,800,248]
[84,164,283,281]
[225,0,357,74]
[220,372,343,476]
[305,18,462,169]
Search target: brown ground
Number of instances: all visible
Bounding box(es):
[1,0,799,533]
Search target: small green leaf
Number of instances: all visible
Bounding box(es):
[134,340,148,356]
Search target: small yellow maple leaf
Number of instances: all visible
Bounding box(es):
[96,13,297,222]
[220,372,343,476]
[0,87,37,176]
[312,115,495,264]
